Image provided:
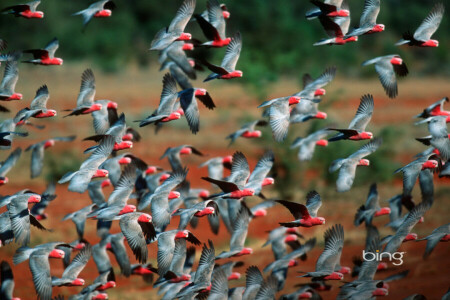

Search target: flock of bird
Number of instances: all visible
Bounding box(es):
[0,0,448,299]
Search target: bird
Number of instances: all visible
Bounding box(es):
[215,204,253,259]
[1,0,44,19]
[140,168,187,230]
[299,224,345,280]
[328,94,374,141]
[276,191,325,227]
[175,240,215,298]
[150,0,196,51]
[362,55,408,99]
[138,73,182,127]
[383,202,430,254]
[329,137,383,192]
[314,9,358,46]
[72,0,116,28]
[64,69,104,117]
[203,31,243,81]
[16,85,57,122]
[395,2,445,47]
[415,97,449,121]
[58,135,114,193]
[0,57,22,101]
[394,153,439,205]
[354,183,391,226]
[117,212,156,263]
[291,128,331,161]
[194,0,231,47]
[51,244,91,287]
[202,151,255,199]
[415,116,450,160]
[172,200,219,230]
[23,38,63,65]
[416,223,450,258]
[344,0,384,39]
[258,96,302,142]
[226,120,268,145]
[179,87,216,134]
[30,182,57,221]
[26,136,76,178]
[160,145,204,172]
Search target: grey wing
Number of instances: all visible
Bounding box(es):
[106,164,137,206]
[8,199,31,246]
[30,145,44,178]
[269,100,290,142]
[193,241,215,283]
[413,3,445,42]
[77,69,96,107]
[247,150,274,186]
[44,38,59,58]
[0,60,19,95]
[168,0,196,32]
[308,66,337,90]
[359,0,380,26]
[375,59,398,98]
[170,238,187,274]
[30,85,50,110]
[110,234,131,277]
[80,135,115,169]
[180,89,200,134]
[401,166,421,197]
[229,206,250,251]
[0,147,21,177]
[28,0,41,12]
[208,0,226,39]
[348,137,383,160]
[157,73,179,115]
[62,245,91,280]
[316,224,344,273]
[120,216,148,263]
[430,137,450,161]
[305,190,322,218]
[348,94,374,131]
[29,252,52,300]
[228,151,250,189]
[221,32,242,71]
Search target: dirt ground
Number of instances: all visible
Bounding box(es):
[0,66,449,299]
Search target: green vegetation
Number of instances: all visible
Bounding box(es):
[1,0,448,95]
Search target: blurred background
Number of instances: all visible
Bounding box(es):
[0,0,449,299]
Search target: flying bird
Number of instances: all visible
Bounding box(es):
[276,191,325,227]
[362,55,408,98]
[73,0,116,28]
[194,0,231,47]
[299,224,345,280]
[23,38,63,65]
[395,3,445,47]
[329,137,383,192]
[26,136,76,178]
[150,0,196,51]
[203,32,243,81]
[344,0,384,39]
[1,0,44,19]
